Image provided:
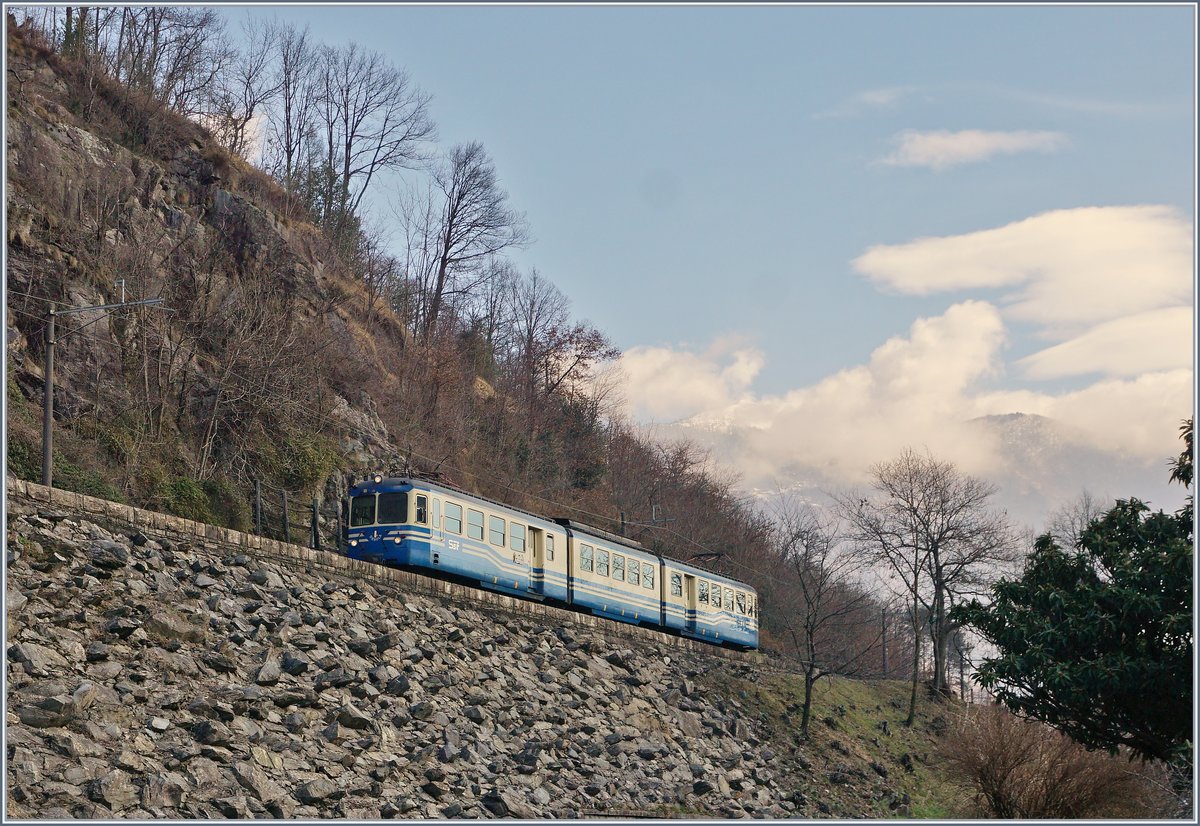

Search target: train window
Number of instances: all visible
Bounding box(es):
[350,495,376,527]
[378,493,408,525]
[510,523,526,553]
[546,534,555,561]
[414,495,428,525]
[628,559,640,582]
[736,592,747,614]
[747,595,756,617]
[596,549,609,577]
[444,502,463,534]
[489,516,506,547]
[698,580,709,604]
[670,573,683,597]
[726,588,735,611]
[432,499,441,529]
[642,565,654,590]
[467,509,484,540]
[612,554,625,581]
[581,545,594,572]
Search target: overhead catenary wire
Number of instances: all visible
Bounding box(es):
[5,289,77,307]
[7,305,805,587]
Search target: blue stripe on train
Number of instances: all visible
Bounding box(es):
[348,533,757,647]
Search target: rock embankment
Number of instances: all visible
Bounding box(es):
[6,488,811,819]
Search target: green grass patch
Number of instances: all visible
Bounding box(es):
[7,436,40,481]
[700,667,971,819]
[52,453,123,501]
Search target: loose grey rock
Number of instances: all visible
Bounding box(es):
[255,657,282,685]
[89,771,138,811]
[10,642,70,676]
[192,720,232,747]
[232,761,286,803]
[294,778,338,804]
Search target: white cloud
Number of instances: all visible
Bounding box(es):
[618,302,1190,506]
[620,302,1012,480]
[1018,306,1194,379]
[619,336,763,423]
[881,129,1068,169]
[618,205,1193,528]
[814,86,917,119]
[852,205,1194,336]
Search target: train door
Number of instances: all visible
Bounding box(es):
[684,574,698,634]
[527,527,545,596]
[431,498,444,544]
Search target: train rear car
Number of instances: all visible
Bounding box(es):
[662,559,759,649]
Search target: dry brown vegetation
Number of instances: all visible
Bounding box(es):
[940,703,1177,818]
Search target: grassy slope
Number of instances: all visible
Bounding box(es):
[703,669,970,818]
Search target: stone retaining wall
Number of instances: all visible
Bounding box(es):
[5,478,757,665]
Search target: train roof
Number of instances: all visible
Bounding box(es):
[351,474,753,591]
[553,518,647,552]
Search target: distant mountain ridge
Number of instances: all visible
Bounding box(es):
[664,410,1183,532]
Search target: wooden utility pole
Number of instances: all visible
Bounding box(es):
[41,297,165,488]
[41,311,55,486]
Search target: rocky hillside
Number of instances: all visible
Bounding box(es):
[6,24,396,520]
[5,481,966,819]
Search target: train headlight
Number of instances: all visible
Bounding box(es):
[373,474,383,483]
[393,537,402,544]
[349,540,358,547]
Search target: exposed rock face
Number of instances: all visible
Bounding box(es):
[6,486,822,819]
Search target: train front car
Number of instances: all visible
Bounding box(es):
[344,476,416,567]
[344,475,570,601]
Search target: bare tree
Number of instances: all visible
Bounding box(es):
[463,257,520,358]
[838,449,1015,722]
[1045,489,1111,550]
[316,42,435,247]
[770,495,877,738]
[205,17,281,159]
[499,269,619,444]
[396,141,528,341]
[353,217,401,327]
[265,21,320,194]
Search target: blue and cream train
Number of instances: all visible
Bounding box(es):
[343,475,759,649]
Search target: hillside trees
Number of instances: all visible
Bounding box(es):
[837,450,1015,724]
[956,419,1194,767]
[98,7,231,116]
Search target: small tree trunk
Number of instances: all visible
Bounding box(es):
[932,580,948,694]
[800,668,815,739]
[907,594,920,726]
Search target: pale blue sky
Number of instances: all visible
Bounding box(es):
[224,3,1192,390]
[220,3,1194,522]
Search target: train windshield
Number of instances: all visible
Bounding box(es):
[377,492,408,524]
[350,495,376,527]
